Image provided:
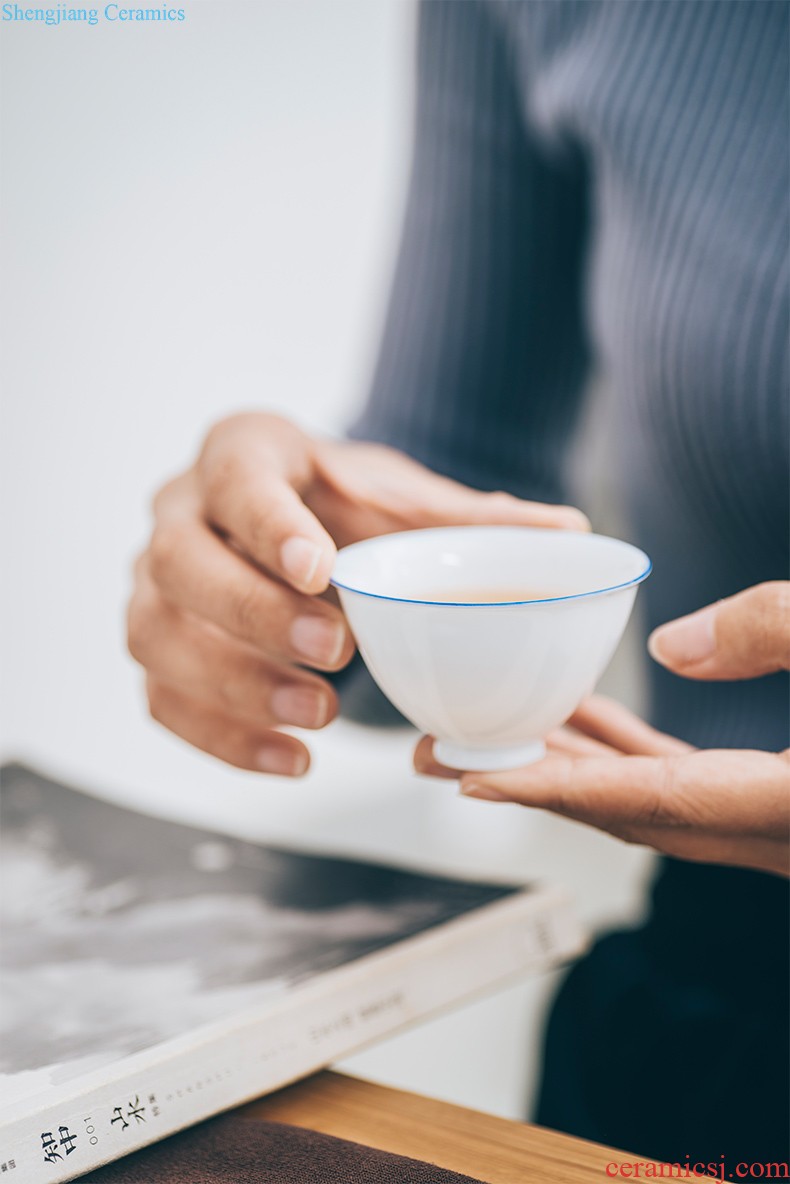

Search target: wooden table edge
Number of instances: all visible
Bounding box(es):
[241,1070,652,1184]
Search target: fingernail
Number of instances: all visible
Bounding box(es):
[281,537,323,589]
[291,615,346,665]
[271,684,330,729]
[648,605,717,667]
[256,746,309,777]
[460,783,510,802]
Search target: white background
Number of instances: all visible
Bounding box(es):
[1,0,654,1120]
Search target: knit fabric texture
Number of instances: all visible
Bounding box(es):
[351,0,789,753]
[80,1117,487,1184]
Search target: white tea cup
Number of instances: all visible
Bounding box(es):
[331,525,651,772]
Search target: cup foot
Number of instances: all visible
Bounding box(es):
[433,739,547,773]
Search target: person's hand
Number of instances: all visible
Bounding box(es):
[415,582,790,876]
[128,412,588,776]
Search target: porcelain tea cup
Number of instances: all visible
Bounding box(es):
[331,525,651,772]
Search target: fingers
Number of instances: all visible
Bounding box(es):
[196,419,588,613]
[459,753,680,829]
[311,440,591,543]
[565,696,694,756]
[198,414,337,594]
[132,415,356,776]
[419,481,591,533]
[128,569,338,731]
[146,676,311,776]
[648,581,790,680]
[545,726,616,758]
[458,747,790,838]
[149,476,354,672]
[416,717,790,879]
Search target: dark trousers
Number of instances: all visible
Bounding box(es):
[535,860,790,1169]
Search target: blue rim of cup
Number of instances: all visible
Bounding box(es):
[330,558,653,607]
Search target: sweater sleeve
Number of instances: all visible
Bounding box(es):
[349,0,591,505]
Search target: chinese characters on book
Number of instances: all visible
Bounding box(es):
[41,1129,75,1165]
[39,1097,159,1167]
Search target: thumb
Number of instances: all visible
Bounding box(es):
[648,582,790,680]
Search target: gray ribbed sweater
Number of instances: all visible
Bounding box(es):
[351,0,789,755]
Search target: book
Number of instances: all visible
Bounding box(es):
[0,763,585,1184]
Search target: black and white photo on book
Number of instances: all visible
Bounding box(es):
[0,763,585,1184]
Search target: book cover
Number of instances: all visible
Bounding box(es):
[0,763,585,1183]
